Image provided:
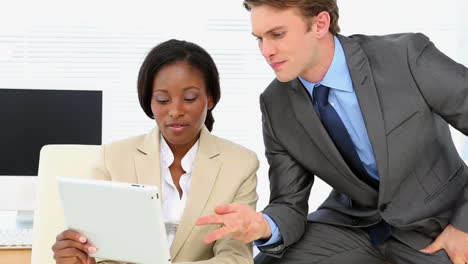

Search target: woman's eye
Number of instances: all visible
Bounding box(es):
[184,97,197,102]
[184,92,198,102]
[155,97,169,104]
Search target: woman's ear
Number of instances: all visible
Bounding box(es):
[207,96,214,110]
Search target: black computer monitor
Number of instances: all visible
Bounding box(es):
[0,88,102,176]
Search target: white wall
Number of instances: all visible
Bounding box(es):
[0,0,467,213]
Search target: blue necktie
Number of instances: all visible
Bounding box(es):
[313,84,391,247]
[313,84,378,189]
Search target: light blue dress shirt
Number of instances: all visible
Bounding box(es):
[257,36,380,246]
[462,139,468,160]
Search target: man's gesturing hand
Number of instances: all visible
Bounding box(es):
[196,203,272,244]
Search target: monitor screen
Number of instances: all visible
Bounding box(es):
[0,88,102,176]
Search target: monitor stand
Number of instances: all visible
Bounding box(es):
[0,176,36,229]
[16,210,34,229]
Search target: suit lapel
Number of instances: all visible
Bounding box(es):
[287,79,373,191]
[338,35,389,197]
[134,128,161,187]
[170,127,221,258]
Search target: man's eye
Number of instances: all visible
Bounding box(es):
[272,32,284,38]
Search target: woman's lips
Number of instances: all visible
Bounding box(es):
[167,123,188,133]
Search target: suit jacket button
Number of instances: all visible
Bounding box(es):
[380,203,389,211]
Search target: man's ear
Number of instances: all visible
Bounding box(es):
[313,11,331,38]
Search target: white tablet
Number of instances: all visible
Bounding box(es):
[57,177,171,264]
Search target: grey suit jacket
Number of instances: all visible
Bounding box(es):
[258,33,468,256]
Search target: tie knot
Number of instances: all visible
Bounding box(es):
[313,84,330,108]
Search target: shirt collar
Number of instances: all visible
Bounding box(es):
[160,135,199,173]
[298,36,353,93]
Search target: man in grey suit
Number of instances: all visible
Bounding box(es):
[196,0,468,263]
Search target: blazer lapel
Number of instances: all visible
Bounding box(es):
[338,35,389,200]
[287,79,374,192]
[134,128,161,187]
[170,127,221,258]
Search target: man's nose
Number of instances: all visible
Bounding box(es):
[260,39,275,58]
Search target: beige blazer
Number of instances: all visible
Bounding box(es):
[92,126,258,264]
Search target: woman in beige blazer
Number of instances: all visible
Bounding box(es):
[52,39,258,264]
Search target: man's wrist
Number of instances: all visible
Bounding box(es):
[254,213,283,246]
[260,212,272,240]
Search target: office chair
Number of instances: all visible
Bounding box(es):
[31,144,101,264]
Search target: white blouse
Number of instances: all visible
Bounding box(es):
[159,135,199,246]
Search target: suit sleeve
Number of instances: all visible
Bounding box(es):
[407,33,468,232]
[408,33,468,134]
[175,150,259,264]
[256,94,314,257]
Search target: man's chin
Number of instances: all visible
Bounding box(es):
[275,73,296,83]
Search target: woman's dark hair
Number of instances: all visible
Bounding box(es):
[137,39,221,131]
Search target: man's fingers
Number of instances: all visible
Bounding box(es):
[420,241,442,254]
[197,203,261,243]
[196,214,225,226]
[203,227,231,244]
[214,203,241,214]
